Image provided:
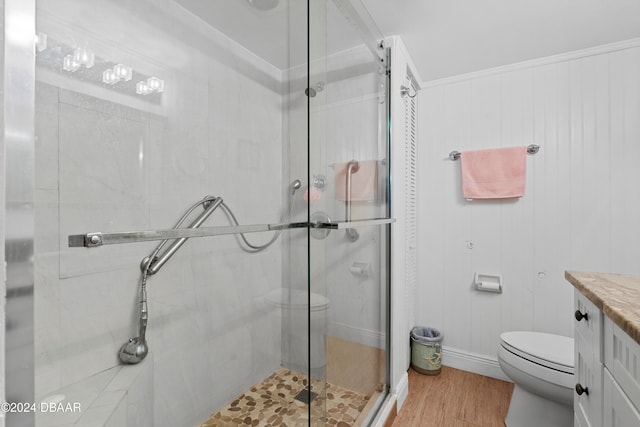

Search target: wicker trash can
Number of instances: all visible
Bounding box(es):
[410,327,443,375]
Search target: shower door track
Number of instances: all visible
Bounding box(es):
[68,218,395,248]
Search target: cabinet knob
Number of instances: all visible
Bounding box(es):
[575,383,589,396]
[574,310,589,322]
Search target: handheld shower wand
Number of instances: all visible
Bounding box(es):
[118,183,301,365]
[119,195,222,365]
[118,272,149,364]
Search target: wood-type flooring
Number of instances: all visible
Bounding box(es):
[391,367,513,427]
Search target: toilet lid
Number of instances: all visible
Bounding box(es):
[500,332,574,374]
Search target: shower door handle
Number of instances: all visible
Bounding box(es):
[314,218,395,229]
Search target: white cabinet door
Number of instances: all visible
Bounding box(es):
[575,331,604,427]
[605,317,640,409]
[604,369,640,427]
[574,290,603,361]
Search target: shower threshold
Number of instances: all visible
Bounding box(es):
[199,368,370,427]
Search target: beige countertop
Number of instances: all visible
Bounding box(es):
[565,271,640,345]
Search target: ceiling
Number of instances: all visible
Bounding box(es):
[173,0,640,82]
[173,0,366,71]
[360,0,640,81]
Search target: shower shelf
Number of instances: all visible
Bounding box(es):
[68,217,394,248]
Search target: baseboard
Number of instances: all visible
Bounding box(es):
[442,346,511,382]
[370,394,396,427]
[328,321,385,349]
[393,370,409,410]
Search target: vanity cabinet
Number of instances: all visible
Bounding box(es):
[573,291,603,427]
[568,271,640,427]
[603,317,640,426]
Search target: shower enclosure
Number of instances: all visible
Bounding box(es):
[4,0,392,426]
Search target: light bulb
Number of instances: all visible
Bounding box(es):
[73,47,94,68]
[147,77,164,92]
[136,81,151,95]
[113,64,132,81]
[102,69,119,85]
[63,55,80,72]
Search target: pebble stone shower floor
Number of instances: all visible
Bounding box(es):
[199,368,371,427]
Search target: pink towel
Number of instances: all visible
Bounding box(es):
[334,160,377,202]
[461,146,527,199]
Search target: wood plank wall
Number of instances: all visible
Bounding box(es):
[416,43,640,363]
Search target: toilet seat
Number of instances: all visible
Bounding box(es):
[498,332,575,424]
[500,332,574,374]
[499,332,574,390]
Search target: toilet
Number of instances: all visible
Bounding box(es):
[265,288,330,375]
[497,331,574,427]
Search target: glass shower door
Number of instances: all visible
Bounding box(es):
[5,0,390,426]
[307,1,391,425]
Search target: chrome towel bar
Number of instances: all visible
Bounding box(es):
[449,144,540,161]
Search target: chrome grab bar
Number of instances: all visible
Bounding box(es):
[141,197,223,275]
[345,160,360,242]
[345,160,360,222]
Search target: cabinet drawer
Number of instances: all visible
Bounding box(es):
[575,331,604,427]
[604,369,640,427]
[574,290,603,361]
[604,317,640,410]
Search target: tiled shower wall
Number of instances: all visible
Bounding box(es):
[34,5,285,427]
[417,42,640,362]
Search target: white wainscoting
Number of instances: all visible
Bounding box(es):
[417,39,640,376]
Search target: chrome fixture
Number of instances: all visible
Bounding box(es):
[310,211,331,240]
[118,270,149,364]
[117,181,303,364]
[312,174,326,190]
[449,144,540,161]
[400,84,417,98]
[120,195,223,364]
[345,160,360,242]
[305,82,325,98]
[141,196,223,275]
[290,179,302,194]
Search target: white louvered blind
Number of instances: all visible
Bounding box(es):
[403,78,418,332]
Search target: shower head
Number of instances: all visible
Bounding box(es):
[118,336,148,364]
[290,179,302,195]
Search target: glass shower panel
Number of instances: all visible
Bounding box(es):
[33,1,310,426]
[309,0,390,425]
